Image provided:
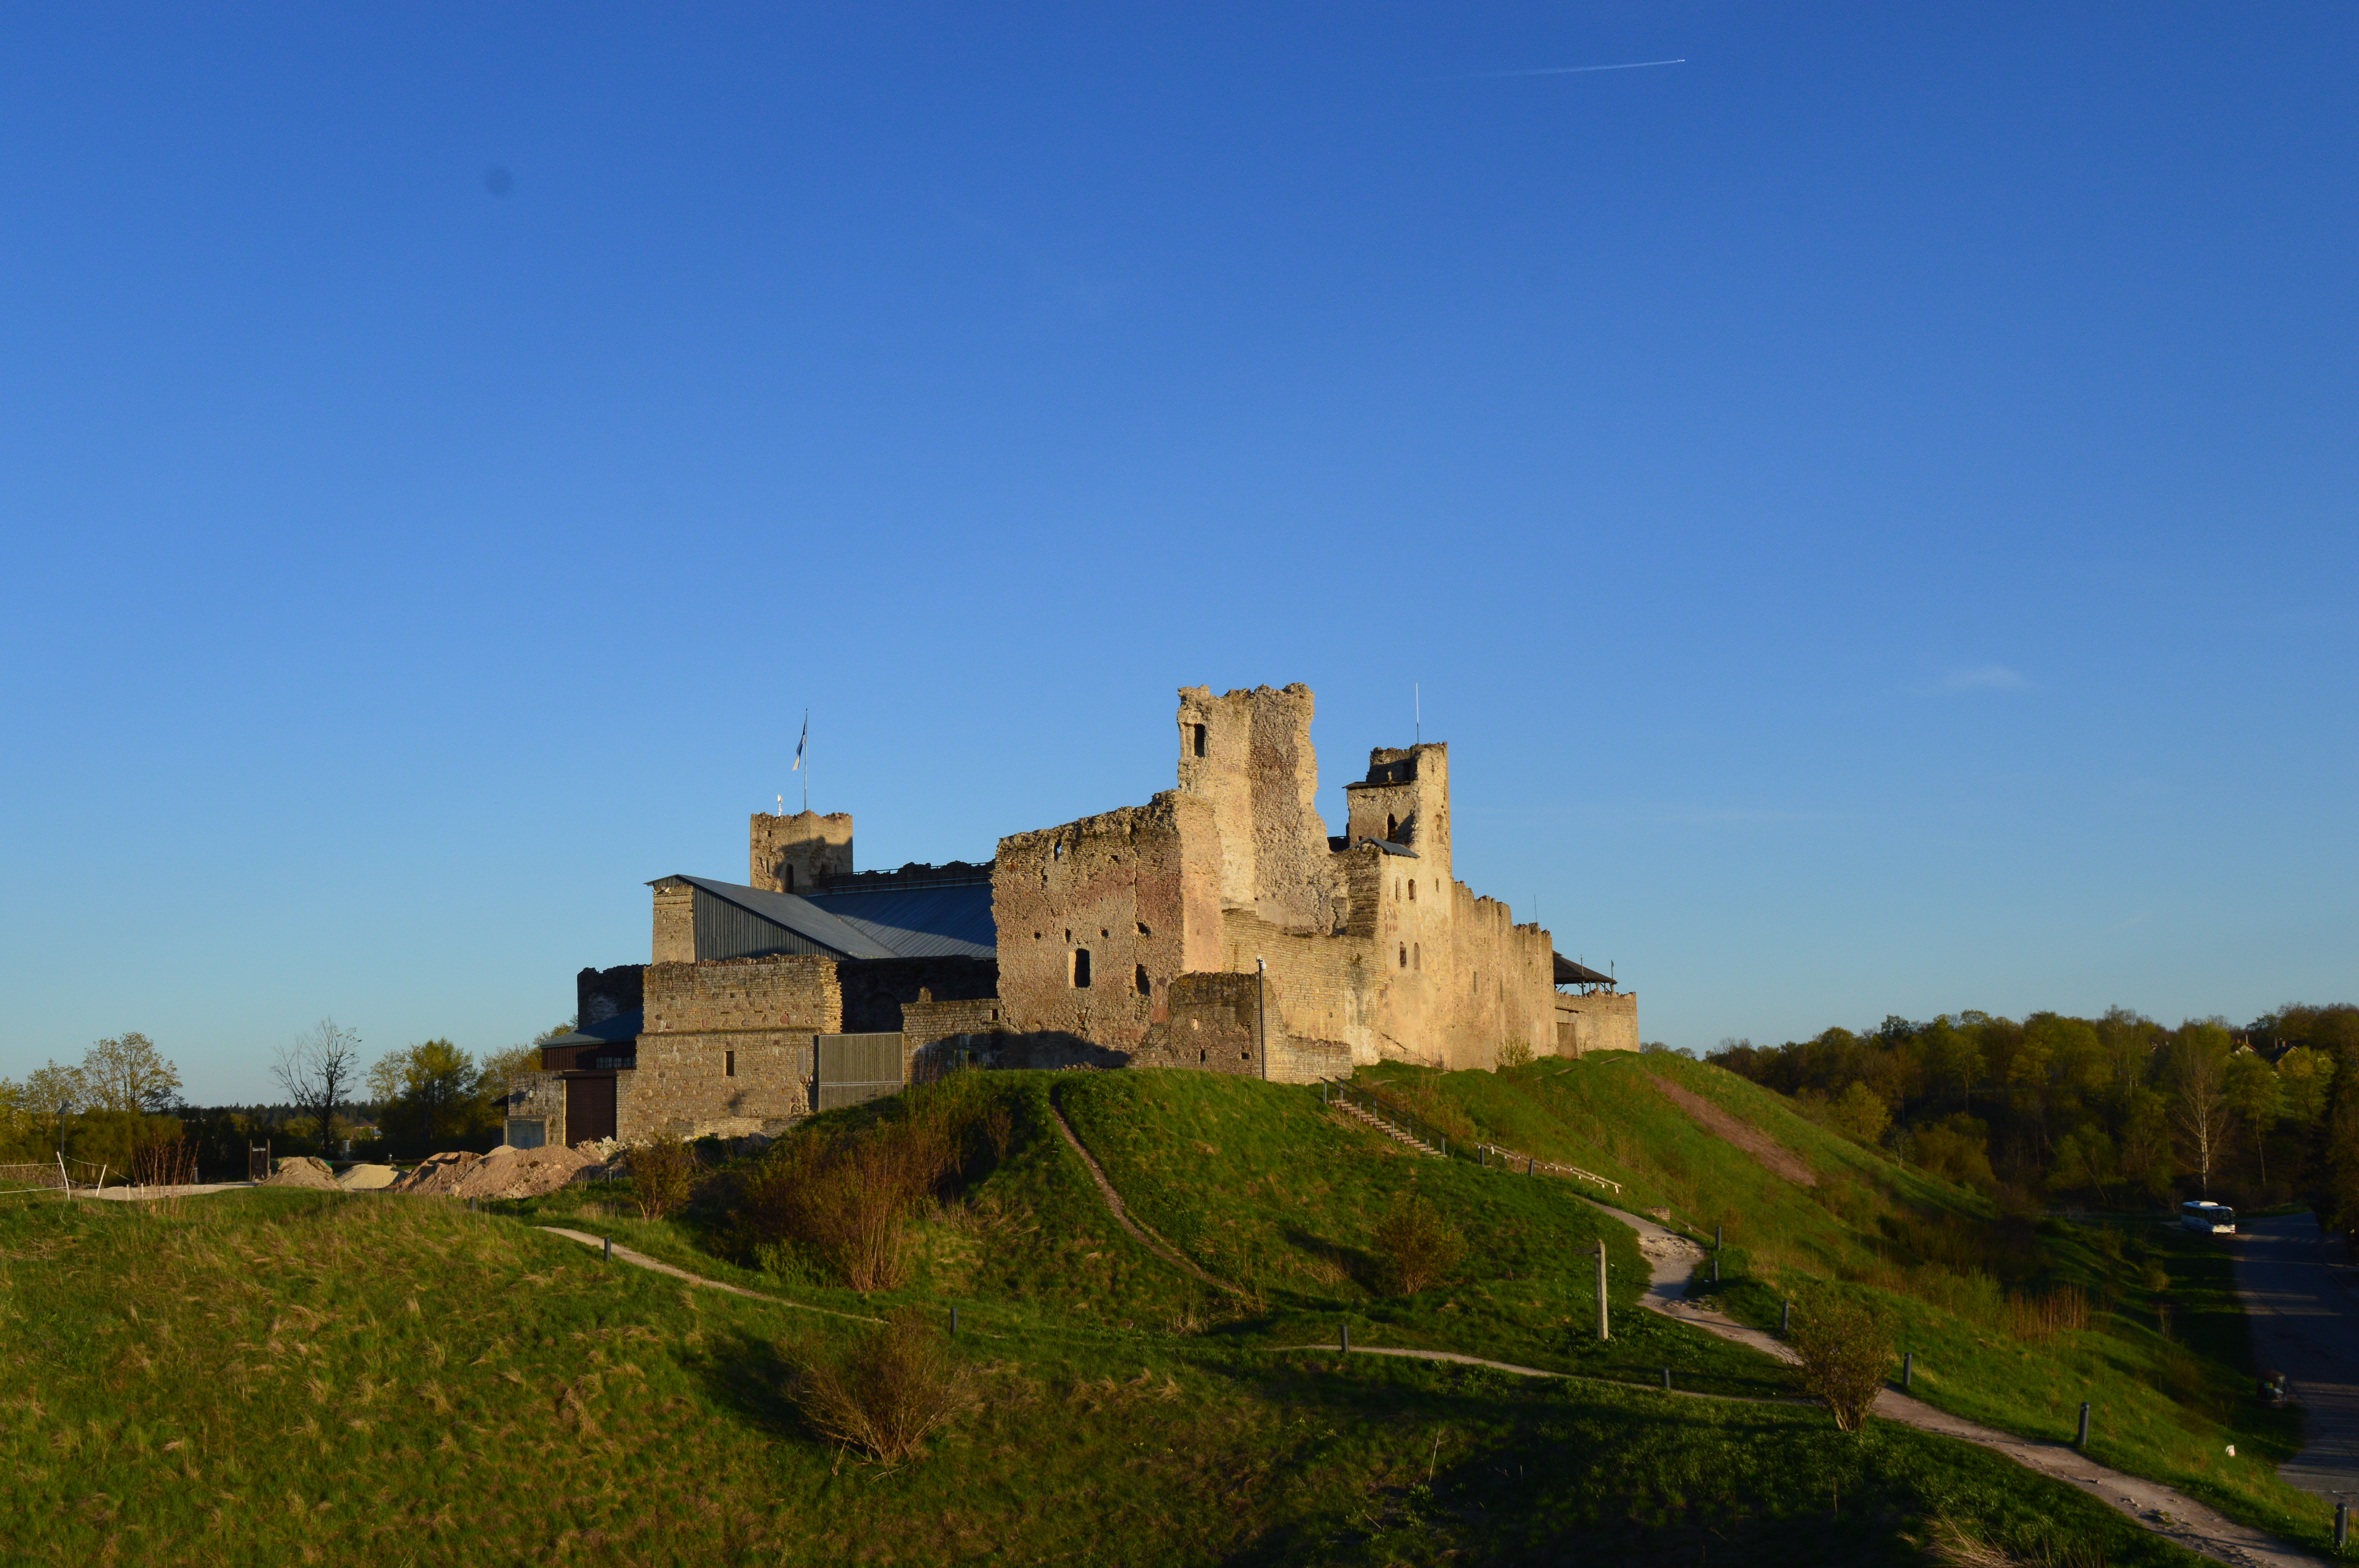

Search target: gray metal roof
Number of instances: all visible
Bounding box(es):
[659,875,994,961]
[1356,837,1419,858]
[803,880,997,958]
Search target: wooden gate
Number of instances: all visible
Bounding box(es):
[813,1034,905,1112]
[566,1074,617,1143]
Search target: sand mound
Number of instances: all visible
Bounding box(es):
[337,1163,398,1190]
[388,1151,481,1195]
[449,1143,593,1201]
[261,1156,342,1191]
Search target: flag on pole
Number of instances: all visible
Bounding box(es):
[792,711,807,771]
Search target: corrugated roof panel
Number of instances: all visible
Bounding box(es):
[663,875,994,961]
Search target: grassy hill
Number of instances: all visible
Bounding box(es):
[0,1067,2256,1566]
[1356,1051,2330,1548]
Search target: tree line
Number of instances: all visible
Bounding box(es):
[1709,1002,2359,1228]
[0,1018,566,1179]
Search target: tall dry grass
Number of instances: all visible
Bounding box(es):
[792,1308,978,1463]
[741,1094,972,1291]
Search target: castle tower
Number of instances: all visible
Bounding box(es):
[749,810,853,894]
[1174,683,1340,933]
[1343,744,1450,886]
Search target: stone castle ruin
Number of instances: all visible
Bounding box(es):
[507,684,1638,1148]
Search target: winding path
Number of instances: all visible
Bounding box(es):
[1591,1201,2322,1568]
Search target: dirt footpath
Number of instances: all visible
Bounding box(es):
[1594,1201,2323,1568]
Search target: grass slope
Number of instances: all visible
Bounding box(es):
[1369,1052,2331,1551]
[4,1180,2204,1566]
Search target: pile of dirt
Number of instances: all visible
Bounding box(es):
[260,1156,342,1191]
[448,1143,595,1201]
[387,1151,481,1195]
[337,1163,398,1190]
[1643,1071,1818,1187]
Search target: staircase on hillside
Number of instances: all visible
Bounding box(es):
[1329,1094,1445,1158]
[1321,1078,1448,1159]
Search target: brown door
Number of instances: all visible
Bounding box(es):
[565,1074,617,1144]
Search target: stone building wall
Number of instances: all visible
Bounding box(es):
[651,879,696,964]
[749,809,854,894]
[992,790,1218,1054]
[838,956,999,1034]
[505,1071,567,1147]
[1175,684,1341,933]
[576,964,645,1027]
[621,955,843,1139]
[995,684,1566,1082]
[1554,991,1641,1056]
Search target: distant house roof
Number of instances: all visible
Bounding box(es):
[655,875,995,962]
[1554,954,1615,988]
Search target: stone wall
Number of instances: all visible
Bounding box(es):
[1175,684,1340,932]
[577,964,645,1027]
[1554,990,1641,1056]
[901,996,1008,1079]
[651,879,697,964]
[993,790,1218,1055]
[622,955,843,1139]
[749,810,854,895]
[994,684,1566,1082]
[505,1070,567,1147]
[838,956,1000,1034]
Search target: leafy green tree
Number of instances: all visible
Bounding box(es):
[369,1040,478,1145]
[2168,1022,2235,1198]
[1828,1082,1890,1143]
[2225,1049,2284,1185]
[2278,1046,2334,1127]
[78,1033,181,1114]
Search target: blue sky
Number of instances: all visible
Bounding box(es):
[2,5,2352,1102]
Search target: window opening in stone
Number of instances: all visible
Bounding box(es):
[1387,813,1397,840]
[1191,723,1207,758]
[784,866,795,892]
[1072,948,1092,988]
[1413,943,1421,970]
[1398,944,1407,968]
[724,1050,736,1078]
[1135,964,1151,996]
[1199,1049,1207,1063]
[1053,841,1064,860]
[1136,920,1151,936]
[1101,927,1110,939]
[1408,879,1416,901]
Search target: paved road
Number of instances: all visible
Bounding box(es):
[2234,1212,2359,1504]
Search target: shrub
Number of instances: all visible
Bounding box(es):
[1497,1039,1535,1069]
[793,1308,978,1464]
[1788,1287,1896,1432]
[740,1112,959,1291]
[1369,1192,1466,1295]
[625,1134,698,1220]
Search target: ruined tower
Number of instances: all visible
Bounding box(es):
[749,810,854,894]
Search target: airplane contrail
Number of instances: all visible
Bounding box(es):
[1448,58,1687,80]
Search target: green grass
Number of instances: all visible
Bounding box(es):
[1,1182,2206,1565]
[1370,1051,2337,1552]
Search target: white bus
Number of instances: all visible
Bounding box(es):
[2180,1200,2236,1234]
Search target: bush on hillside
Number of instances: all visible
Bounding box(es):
[1788,1287,1896,1432]
[1370,1192,1466,1295]
[740,1101,965,1291]
[1496,1039,1534,1069]
[626,1134,698,1220]
[792,1308,978,1464]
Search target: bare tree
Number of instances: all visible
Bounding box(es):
[80,1033,182,1114]
[274,1019,362,1152]
[2170,1025,2234,1199]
